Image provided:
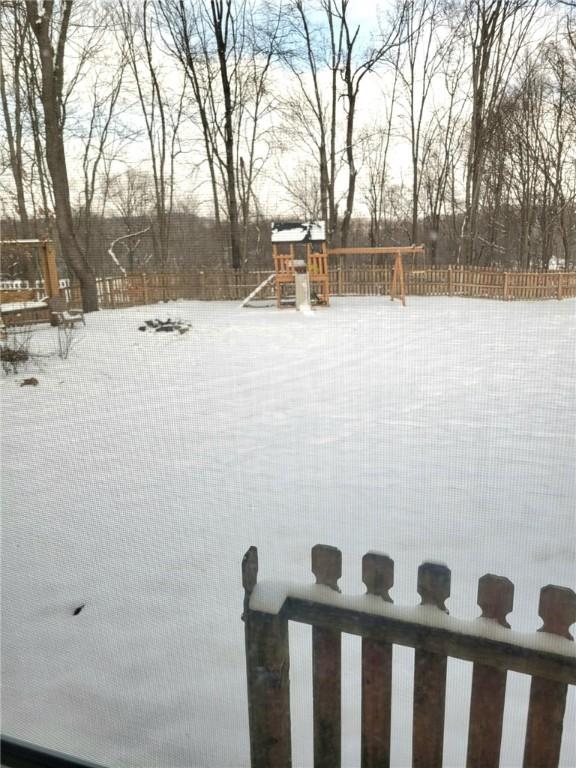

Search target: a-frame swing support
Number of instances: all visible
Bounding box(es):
[327,245,425,306]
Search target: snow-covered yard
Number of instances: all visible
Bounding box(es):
[2,297,575,767]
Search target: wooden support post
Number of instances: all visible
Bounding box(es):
[243,547,292,768]
[523,586,576,768]
[390,257,398,302]
[413,562,451,768]
[312,545,342,768]
[361,553,394,768]
[397,253,406,306]
[557,272,563,301]
[41,240,60,299]
[466,575,514,768]
[448,266,453,297]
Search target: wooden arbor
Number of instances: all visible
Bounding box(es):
[328,245,426,306]
[0,239,61,326]
[272,222,330,309]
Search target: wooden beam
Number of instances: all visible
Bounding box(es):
[361,554,394,768]
[466,575,514,768]
[243,549,292,768]
[40,240,60,299]
[312,546,342,768]
[328,246,425,256]
[269,600,576,684]
[523,586,576,767]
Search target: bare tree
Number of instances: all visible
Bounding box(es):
[459,0,538,264]
[336,0,407,247]
[0,4,32,238]
[24,0,99,311]
[394,0,450,244]
[116,0,185,270]
[159,0,281,268]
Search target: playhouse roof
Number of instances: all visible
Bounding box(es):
[271,221,326,243]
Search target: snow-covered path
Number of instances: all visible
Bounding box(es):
[2,298,575,767]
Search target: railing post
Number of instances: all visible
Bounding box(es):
[523,585,576,768]
[312,544,342,768]
[361,553,394,768]
[466,574,514,768]
[413,561,451,768]
[243,547,292,768]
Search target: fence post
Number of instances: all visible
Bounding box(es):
[312,545,342,768]
[466,575,514,768]
[243,548,292,768]
[503,272,509,301]
[447,266,453,297]
[361,553,394,768]
[413,561,451,768]
[557,272,563,301]
[523,586,576,768]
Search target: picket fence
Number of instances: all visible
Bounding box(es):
[242,545,576,768]
[63,266,576,306]
[1,267,576,326]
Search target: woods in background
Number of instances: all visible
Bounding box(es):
[1,0,575,309]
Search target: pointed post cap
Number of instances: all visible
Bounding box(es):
[312,544,341,592]
[477,574,514,628]
[362,552,393,602]
[418,561,451,613]
[242,547,258,595]
[538,585,576,640]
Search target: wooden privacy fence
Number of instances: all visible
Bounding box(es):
[242,546,576,768]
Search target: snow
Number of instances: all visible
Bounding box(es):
[2,297,575,767]
[249,581,576,657]
[271,221,326,243]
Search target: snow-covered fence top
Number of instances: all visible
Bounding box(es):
[242,545,575,768]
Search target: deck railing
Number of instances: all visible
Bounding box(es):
[242,546,575,768]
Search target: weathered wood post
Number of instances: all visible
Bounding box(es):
[361,552,394,768]
[466,574,514,767]
[312,544,342,768]
[413,561,451,768]
[523,585,576,768]
[242,547,292,768]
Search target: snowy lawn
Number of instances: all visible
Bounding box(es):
[2,297,575,767]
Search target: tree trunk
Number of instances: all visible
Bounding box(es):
[211,1,241,270]
[340,92,357,248]
[25,1,98,311]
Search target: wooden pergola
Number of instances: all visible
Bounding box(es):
[327,245,426,306]
[0,239,60,326]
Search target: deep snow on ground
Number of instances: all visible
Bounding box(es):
[2,297,575,767]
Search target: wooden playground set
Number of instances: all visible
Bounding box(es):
[242,221,425,310]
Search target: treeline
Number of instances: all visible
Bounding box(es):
[1,1,575,308]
